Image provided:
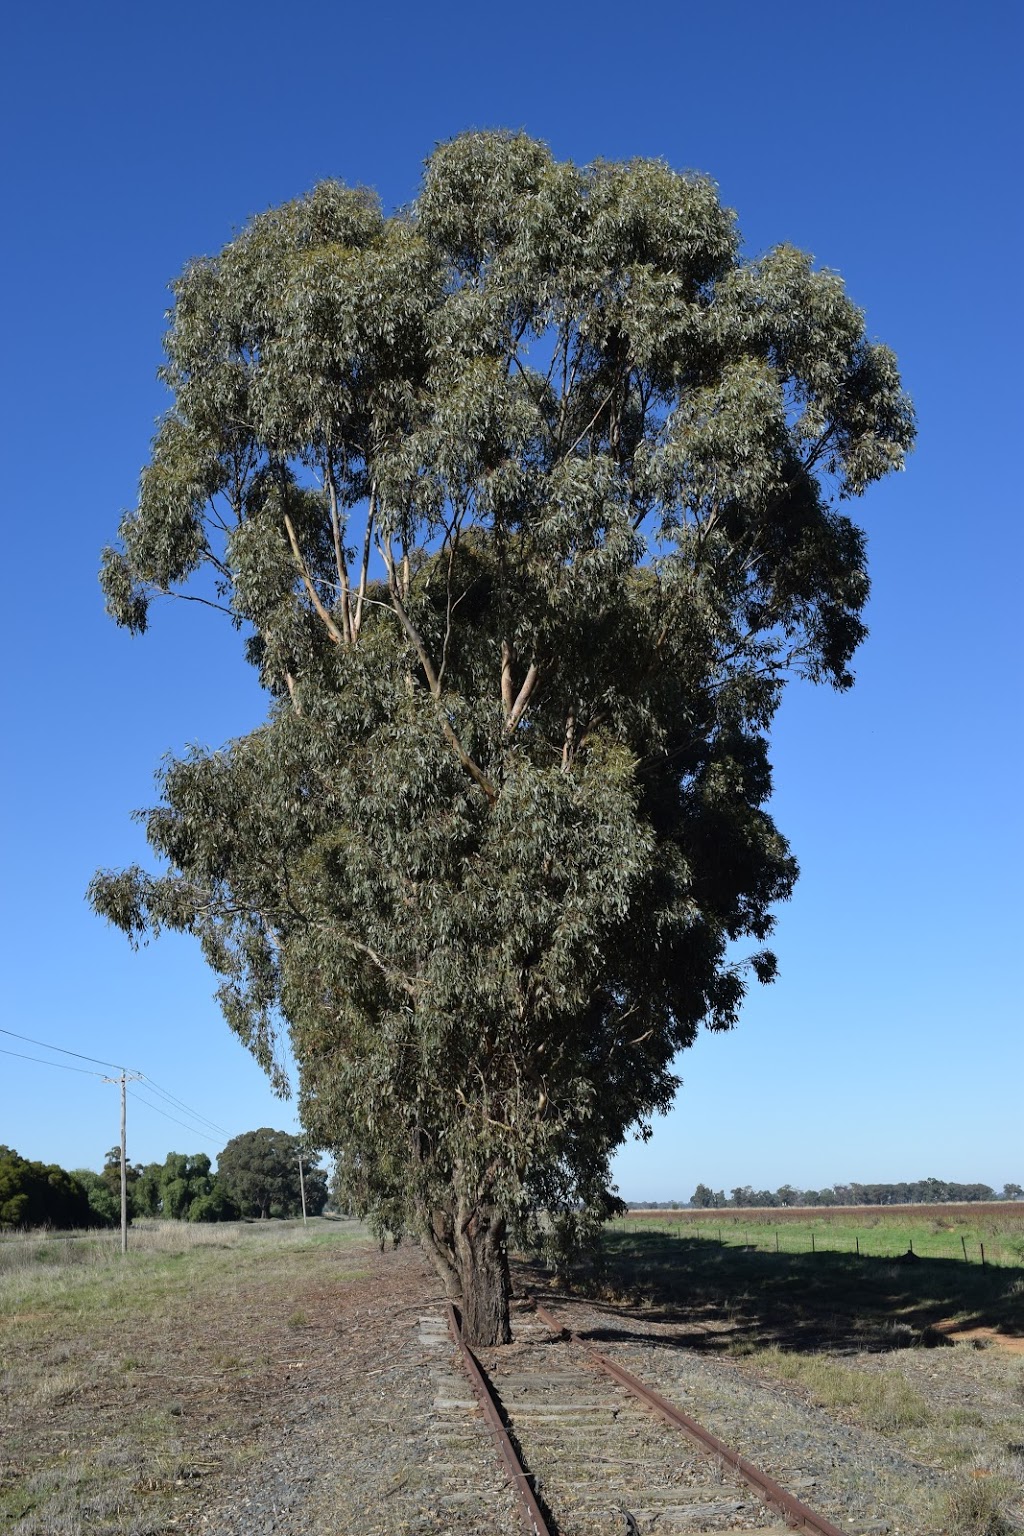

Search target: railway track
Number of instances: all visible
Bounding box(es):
[441,1295,847,1535]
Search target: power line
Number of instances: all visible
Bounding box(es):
[0,1045,107,1078]
[139,1076,229,1137]
[0,1026,133,1073]
[127,1088,222,1146]
[0,1027,228,1140]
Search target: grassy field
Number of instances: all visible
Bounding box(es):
[596,1204,1024,1344]
[0,1218,372,1534]
[615,1202,1024,1268]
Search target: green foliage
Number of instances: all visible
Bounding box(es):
[0,1147,99,1230]
[86,1149,230,1221]
[159,1151,214,1218]
[70,1168,119,1225]
[187,1184,240,1222]
[216,1129,328,1219]
[91,134,913,1331]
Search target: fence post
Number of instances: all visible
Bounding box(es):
[856,1235,860,1257]
[961,1235,969,1262]
[980,1243,986,1267]
[811,1231,815,1254]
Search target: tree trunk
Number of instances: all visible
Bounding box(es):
[454,1204,511,1346]
[419,1205,463,1300]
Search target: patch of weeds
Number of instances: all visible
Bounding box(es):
[752,1347,930,1433]
[0,1484,37,1523]
[871,1319,917,1351]
[31,1368,78,1407]
[287,1308,309,1328]
[941,1471,1019,1535]
[946,1406,987,1430]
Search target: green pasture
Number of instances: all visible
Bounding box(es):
[593,1210,1024,1348]
[611,1205,1024,1267]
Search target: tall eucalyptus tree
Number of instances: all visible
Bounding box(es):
[92,133,914,1343]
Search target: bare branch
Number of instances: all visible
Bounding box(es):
[160,590,236,620]
[563,384,616,460]
[506,662,539,732]
[352,484,376,640]
[377,532,498,803]
[349,939,419,999]
[325,461,353,646]
[560,705,576,773]
[500,640,514,717]
[283,513,344,646]
[283,671,299,708]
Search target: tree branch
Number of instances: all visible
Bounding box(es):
[325,461,353,646]
[377,533,498,803]
[500,640,515,718]
[349,939,419,999]
[352,484,376,640]
[160,590,236,619]
[283,513,344,646]
[506,662,539,732]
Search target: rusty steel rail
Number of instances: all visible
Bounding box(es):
[532,1299,847,1536]
[445,1302,553,1536]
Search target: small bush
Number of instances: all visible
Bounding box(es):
[942,1472,1017,1535]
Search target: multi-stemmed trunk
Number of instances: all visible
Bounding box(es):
[420,1199,512,1346]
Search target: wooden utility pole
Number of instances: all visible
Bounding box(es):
[102,1071,142,1254]
[298,1152,308,1226]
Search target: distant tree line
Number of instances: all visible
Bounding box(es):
[0,1130,328,1230]
[685,1178,1022,1209]
[0,1146,102,1229]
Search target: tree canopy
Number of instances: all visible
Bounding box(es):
[216,1128,328,1219]
[0,1147,98,1230]
[91,132,914,1342]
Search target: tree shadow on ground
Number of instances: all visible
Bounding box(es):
[516,1233,1024,1355]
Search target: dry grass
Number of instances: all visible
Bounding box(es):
[746,1331,1024,1532]
[942,1472,1021,1536]
[751,1345,930,1432]
[0,1217,371,1533]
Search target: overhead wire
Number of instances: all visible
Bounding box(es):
[0,1026,229,1143]
[127,1088,221,1146]
[138,1076,229,1137]
[0,1026,133,1073]
[0,1045,107,1078]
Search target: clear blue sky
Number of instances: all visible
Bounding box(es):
[1,1,1020,1195]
